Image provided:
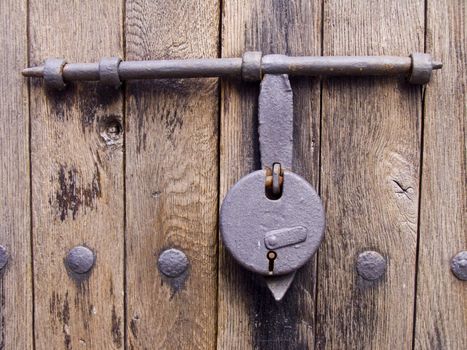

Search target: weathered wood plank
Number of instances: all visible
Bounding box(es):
[125,1,219,349]
[218,1,321,348]
[316,1,424,349]
[0,1,32,349]
[29,1,124,348]
[414,0,466,348]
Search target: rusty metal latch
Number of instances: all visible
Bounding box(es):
[220,74,325,300]
[23,52,442,89]
[22,51,442,301]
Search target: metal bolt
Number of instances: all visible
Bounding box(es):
[356,250,386,281]
[65,245,95,274]
[158,248,189,278]
[23,52,442,87]
[0,245,9,270]
[451,251,467,281]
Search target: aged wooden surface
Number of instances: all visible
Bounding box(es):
[0,0,465,348]
[0,0,32,349]
[218,0,322,348]
[125,1,219,349]
[29,0,124,348]
[317,0,424,349]
[414,0,466,348]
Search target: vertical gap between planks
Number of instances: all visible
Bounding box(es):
[412,0,429,348]
[122,0,128,348]
[314,1,325,347]
[215,0,224,348]
[26,0,36,347]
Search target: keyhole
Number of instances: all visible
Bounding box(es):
[267,250,277,274]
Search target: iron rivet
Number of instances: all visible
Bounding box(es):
[356,250,386,281]
[0,245,9,270]
[158,248,189,278]
[269,235,278,247]
[451,251,467,281]
[65,245,95,274]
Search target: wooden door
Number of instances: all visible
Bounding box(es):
[0,0,465,349]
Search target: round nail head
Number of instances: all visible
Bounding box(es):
[66,245,95,274]
[451,251,467,281]
[0,245,8,270]
[357,250,386,281]
[158,248,189,278]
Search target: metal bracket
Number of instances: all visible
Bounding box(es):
[259,74,297,299]
[23,51,442,89]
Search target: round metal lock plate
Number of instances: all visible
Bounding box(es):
[220,170,325,276]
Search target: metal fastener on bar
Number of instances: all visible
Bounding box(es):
[22,52,442,89]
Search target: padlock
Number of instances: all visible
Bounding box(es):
[220,168,325,276]
[220,74,325,300]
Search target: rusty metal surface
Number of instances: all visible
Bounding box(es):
[259,74,293,169]
[271,163,282,197]
[356,251,387,281]
[450,251,467,281]
[23,52,442,87]
[220,169,325,276]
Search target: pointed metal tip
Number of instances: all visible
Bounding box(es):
[432,61,443,69]
[271,289,287,301]
[22,66,44,77]
[264,272,296,301]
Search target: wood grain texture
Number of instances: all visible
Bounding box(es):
[124,1,219,349]
[317,0,424,349]
[414,0,466,348]
[218,1,321,348]
[29,1,124,348]
[0,0,32,349]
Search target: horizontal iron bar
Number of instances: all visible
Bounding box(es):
[22,52,442,88]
